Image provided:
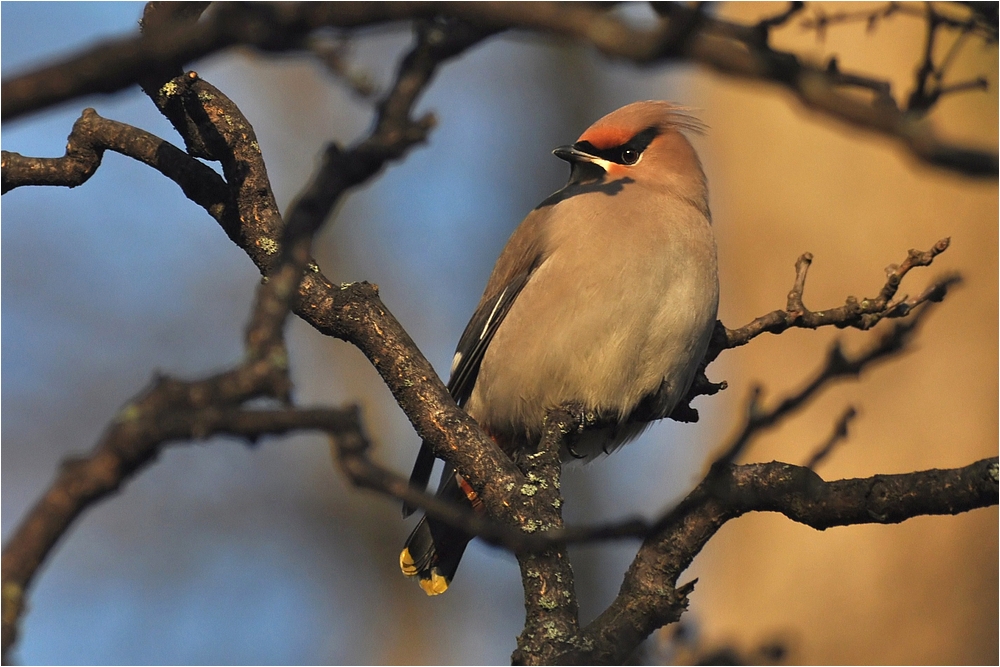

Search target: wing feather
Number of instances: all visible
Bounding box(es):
[403,209,550,512]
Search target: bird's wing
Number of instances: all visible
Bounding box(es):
[446,262,537,406]
[402,250,545,517]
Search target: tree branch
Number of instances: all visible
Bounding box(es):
[326,370,998,666]
[1,14,516,504]
[575,452,998,665]
[719,238,956,356]
[330,410,998,553]
[711,302,936,472]
[3,3,994,175]
[0,387,334,656]
[511,409,581,666]
[505,300,994,663]
[2,3,995,663]
[0,108,228,203]
[803,405,857,469]
[668,238,958,421]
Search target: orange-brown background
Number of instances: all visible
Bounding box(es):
[688,4,997,663]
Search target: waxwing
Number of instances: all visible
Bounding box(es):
[400,101,720,595]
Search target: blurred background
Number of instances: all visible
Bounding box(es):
[2,2,996,664]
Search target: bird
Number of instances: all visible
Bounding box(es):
[400,101,719,595]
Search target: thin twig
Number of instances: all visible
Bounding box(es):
[671,240,959,416]
[716,238,957,358]
[757,1,805,32]
[804,406,858,469]
[699,299,933,482]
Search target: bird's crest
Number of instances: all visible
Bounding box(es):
[578,101,706,149]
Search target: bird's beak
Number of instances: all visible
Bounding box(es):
[552,144,599,165]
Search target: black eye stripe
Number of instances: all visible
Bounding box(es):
[575,126,659,165]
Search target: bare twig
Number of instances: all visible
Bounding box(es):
[802,2,906,40]
[801,2,995,41]
[669,239,959,418]
[714,238,957,359]
[804,406,857,469]
[308,37,378,98]
[711,305,933,472]
[799,1,994,113]
[757,1,806,32]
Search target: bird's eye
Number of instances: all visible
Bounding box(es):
[621,149,639,165]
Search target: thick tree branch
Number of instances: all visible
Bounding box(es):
[146,20,529,517]
[575,452,998,665]
[0,109,228,202]
[3,3,994,175]
[510,409,580,666]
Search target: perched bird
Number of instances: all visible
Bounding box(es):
[400,101,719,595]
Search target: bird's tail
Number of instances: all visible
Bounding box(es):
[400,466,480,595]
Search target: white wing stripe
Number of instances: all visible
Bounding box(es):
[480,287,508,341]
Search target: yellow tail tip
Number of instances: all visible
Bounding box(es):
[400,550,450,595]
[399,548,418,576]
[418,570,450,596]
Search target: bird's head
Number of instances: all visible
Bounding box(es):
[553,101,707,202]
